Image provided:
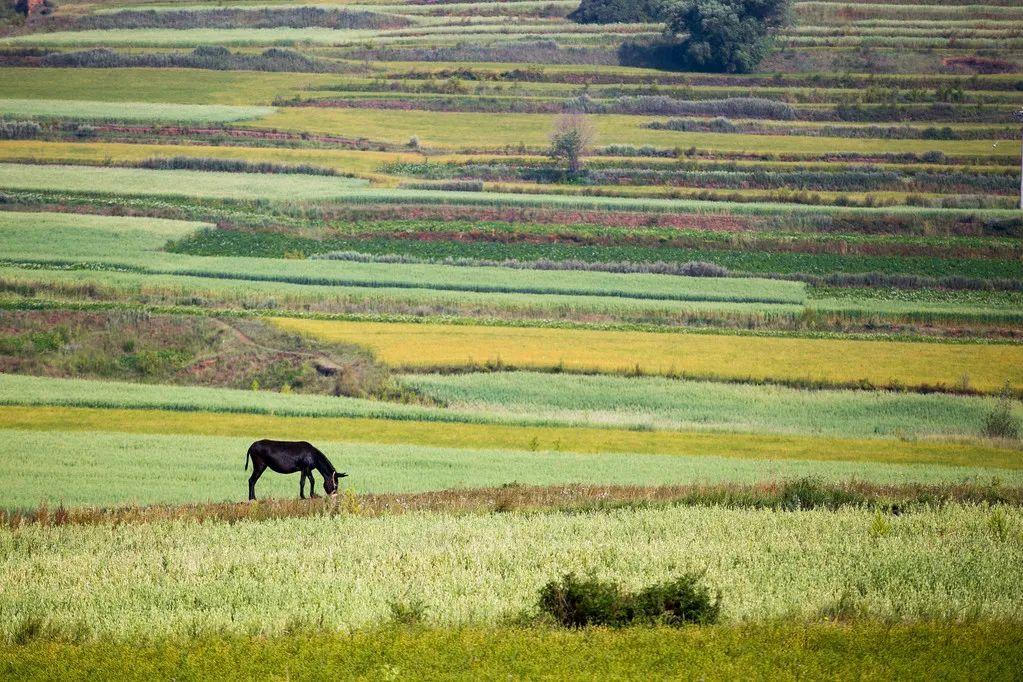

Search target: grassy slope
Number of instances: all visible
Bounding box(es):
[1,505,1019,638]
[271,318,1023,391]
[3,623,1022,681]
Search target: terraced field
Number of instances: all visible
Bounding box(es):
[0,0,1021,677]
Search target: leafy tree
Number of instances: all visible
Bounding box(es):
[568,0,667,24]
[548,114,595,175]
[664,0,791,73]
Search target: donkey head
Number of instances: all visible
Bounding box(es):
[324,471,349,496]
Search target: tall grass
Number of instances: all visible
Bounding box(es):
[1,504,1020,639]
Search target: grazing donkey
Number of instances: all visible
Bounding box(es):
[245,439,348,501]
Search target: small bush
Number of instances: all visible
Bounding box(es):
[632,574,722,625]
[388,599,428,626]
[983,392,1021,440]
[538,572,720,628]
[538,573,631,627]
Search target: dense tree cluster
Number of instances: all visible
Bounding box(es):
[573,0,791,73]
[567,0,667,24]
[666,0,791,72]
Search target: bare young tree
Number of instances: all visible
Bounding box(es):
[549,113,595,175]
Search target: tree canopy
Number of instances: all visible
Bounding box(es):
[568,0,667,24]
[664,0,790,72]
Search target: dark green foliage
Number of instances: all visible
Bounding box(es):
[568,0,667,24]
[388,600,429,626]
[632,574,723,625]
[538,572,721,627]
[167,227,1023,285]
[538,574,631,627]
[778,477,866,510]
[664,0,792,73]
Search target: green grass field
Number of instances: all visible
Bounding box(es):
[6,427,1020,508]
[0,98,274,123]
[402,371,1023,438]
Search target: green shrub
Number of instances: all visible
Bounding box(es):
[632,574,722,625]
[538,573,631,627]
[388,599,428,626]
[538,572,720,627]
[983,393,1021,440]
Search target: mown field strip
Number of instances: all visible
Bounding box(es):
[245,108,1017,157]
[4,372,1014,440]
[0,67,335,105]
[2,164,1018,217]
[0,98,275,123]
[2,504,1020,639]
[0,163,370,201]
[401,371,1021,439]
[1,406,1018,471]
[5,429,1018,509]
[0,140,421,176]
[270,319,1023,392]
[0,266,801,321]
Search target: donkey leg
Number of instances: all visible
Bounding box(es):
[309,472,318,498]
[299,471,307,500]
[248,463,266,501]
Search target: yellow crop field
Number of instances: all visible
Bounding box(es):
[271,318,1023,392]
[2,405,1019,470]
